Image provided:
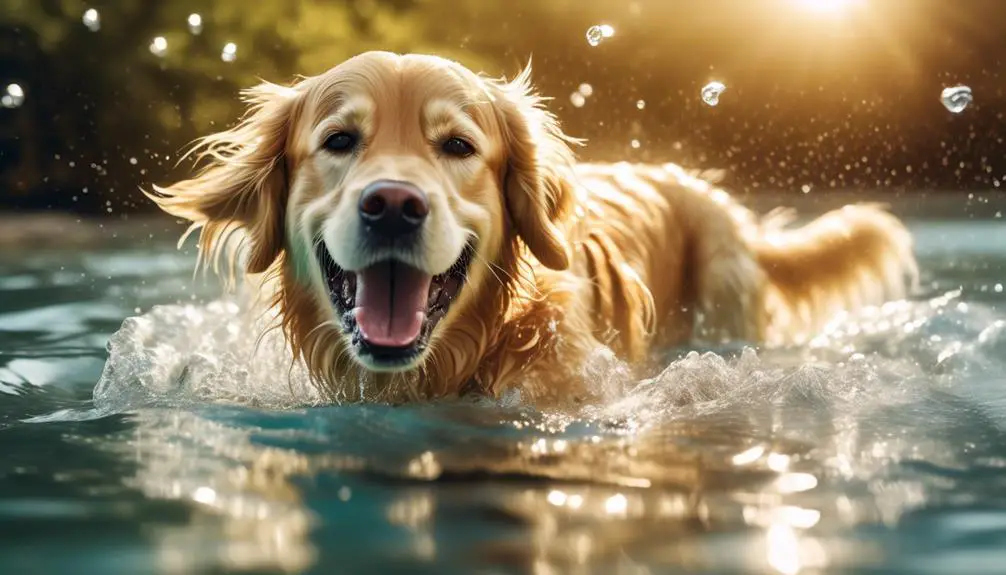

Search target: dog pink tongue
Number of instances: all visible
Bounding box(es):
[354,262,431,347]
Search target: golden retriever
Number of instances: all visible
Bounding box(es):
[149,51,918,404]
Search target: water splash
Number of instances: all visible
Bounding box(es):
[941,85,973,114]
[82,8,100,32]
[221,42,238,63]
[701,81,727,106]
[149,36,168,58]
[1,83,24,109]
[26,276,1006,572]
[187,13,203,35]
[87,296,321,415]
[585,24,615,47]
[570,82,593,108]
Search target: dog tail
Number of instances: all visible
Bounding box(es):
[752,203,918,344]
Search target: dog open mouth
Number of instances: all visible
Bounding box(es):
[316,245,473,367]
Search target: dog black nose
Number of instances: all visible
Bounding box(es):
[358,180,429,237]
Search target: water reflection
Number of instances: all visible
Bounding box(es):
[9,217,1006,572]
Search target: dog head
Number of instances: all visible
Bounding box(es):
[151,51,577,392]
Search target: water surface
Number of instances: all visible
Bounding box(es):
[3,194,1006,574]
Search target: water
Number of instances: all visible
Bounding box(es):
[941,86,974,114]
[187,13,203,35]
[585,25,615,47]
[702,81,727,107]
[3,194,1006,574]
[82,8,101,32]
[1,83,24,109]
[221,43,238,63]
[149,37,168,58]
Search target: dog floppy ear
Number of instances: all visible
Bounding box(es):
[148,81,301,275]
[488,64,579,271]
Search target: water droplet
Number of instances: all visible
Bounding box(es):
[82,8,100,32]
[577,83,593,97]
[221,42,238,63]
[187,13,203,35]
[630,139,641,149]
[129,157,137,165]
[570,92,586,108]
[941,85,972,114]
[801,184,812,194]
[701,81,726,107]
[636,99,645,110]
[996,283,1004,293]
[149,36,168,57]
[585,24,615,47]
[1,83,24,109]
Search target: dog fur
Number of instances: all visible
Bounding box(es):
[149,51,918,404]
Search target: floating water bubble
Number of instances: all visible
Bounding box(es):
[636,99,645,110]
[149,36,168,57]
[187,13,203,35]
[578,83,594,97]
[570,92,586,108]
[585,24,615,47]
[1,83,24,109]
[221,42,237,63]
[701,81,726,107]
[82,8,100,32]
[941,85,973,114]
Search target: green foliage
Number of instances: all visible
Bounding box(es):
[0,0,605,211]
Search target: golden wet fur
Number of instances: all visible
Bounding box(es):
[149,51,918,404]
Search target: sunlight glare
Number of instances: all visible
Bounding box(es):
[795,0,861,14]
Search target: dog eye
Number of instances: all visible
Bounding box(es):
[441,136,475,158]
[323,131,358,153]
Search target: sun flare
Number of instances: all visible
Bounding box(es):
[795,0,862,14]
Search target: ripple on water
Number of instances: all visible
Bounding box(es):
[18,266,1006,572]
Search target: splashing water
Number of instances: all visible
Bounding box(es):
[941,85,973,114]
[570,82,594,108]
[1,83,24,109]
[12,214,1006,573]
[149,36,168,58]
[221,42,238,63]
[82,8,100,32]
[187,13,203,35]
[585,24,615,47]
[701,81,727,106]
[85,297,321,415]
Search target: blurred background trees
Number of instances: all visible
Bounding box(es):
[1,0,1004,214]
